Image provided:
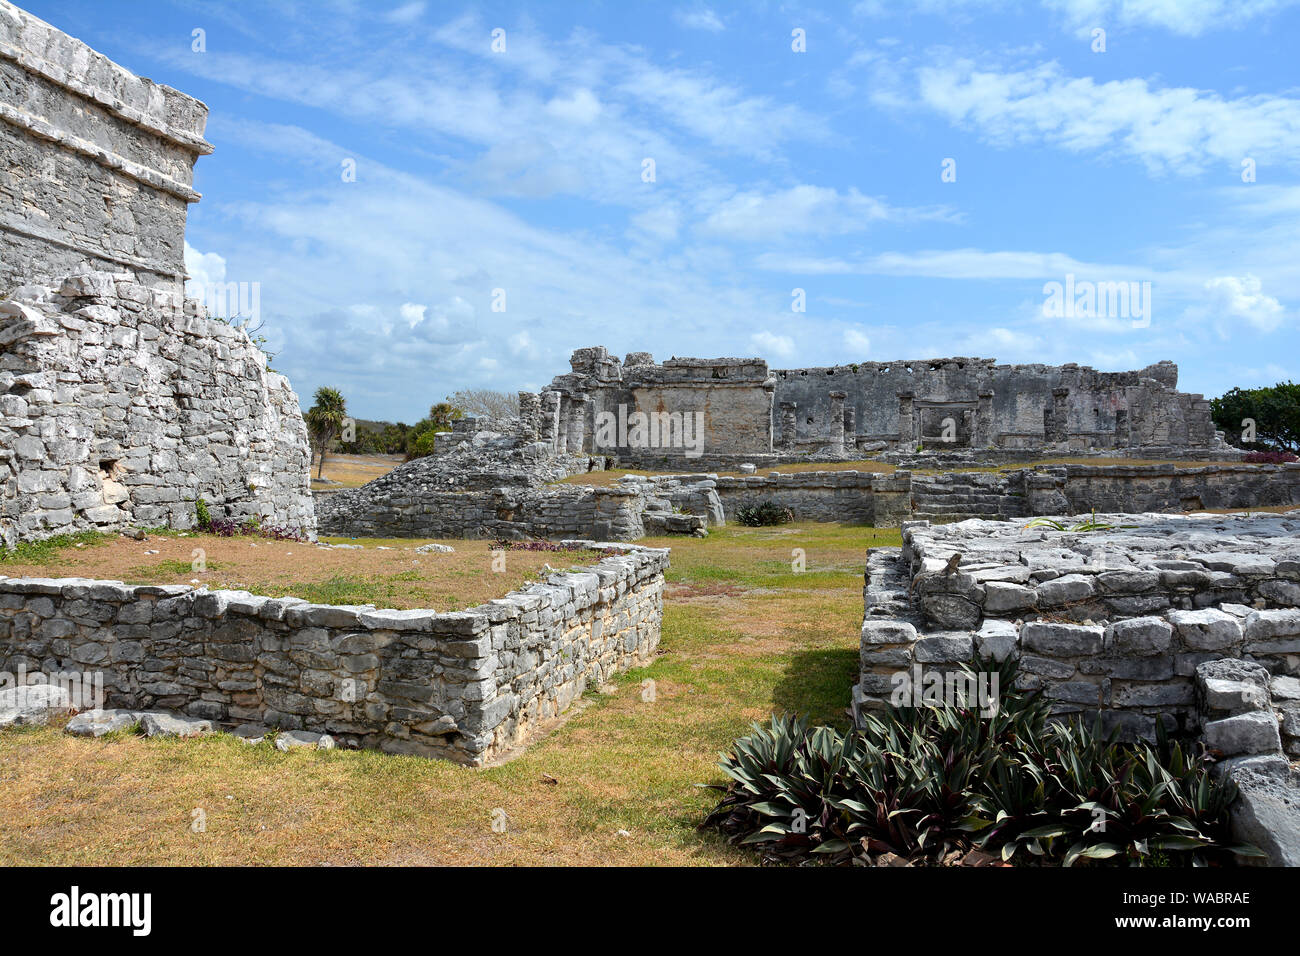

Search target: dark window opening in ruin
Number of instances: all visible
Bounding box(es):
[800,370,808,376]
[806,417,814,424]
[99,459,123,480]
[826,369,835,375]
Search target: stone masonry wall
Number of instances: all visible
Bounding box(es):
[0,1,211,292]
[319,483,648,542]
[854,513,1300,742]
[651,462,1300,528]
[0,542,668,764]
[1,272,316,546]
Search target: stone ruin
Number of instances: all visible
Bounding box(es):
[855,511,1300,863]
[543,346,1232,468]
[0,1,315,546]
[316,394,718,540]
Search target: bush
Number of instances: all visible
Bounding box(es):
[735,501,794,527]
[1242,450,1298,464]
[194,498,212,531]
[701,657,1256,867]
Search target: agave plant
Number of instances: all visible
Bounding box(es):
[1023,509,1139,534]
[702,656,1258,867]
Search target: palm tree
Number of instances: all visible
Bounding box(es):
[306,386,347,479]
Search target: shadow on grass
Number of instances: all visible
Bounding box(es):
[771,645,860,730]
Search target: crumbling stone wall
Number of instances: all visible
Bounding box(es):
[0,9,314,546]
[0,272,316,546]
[771,357,1221,455]
[319,405,717,541]
[0,1,211,293]
[319,482,651,541]
[549,347,1228,463]
[854,513,1300,742]
[648,462,1300,527]
[0,542,668,764]
[545,347,776,461]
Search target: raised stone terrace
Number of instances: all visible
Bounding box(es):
[856,511,1300,747]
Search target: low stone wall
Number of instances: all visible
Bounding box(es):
[319,484,656,541]
[854,512,1300,741]
[0,542,668,765]
[653,462,1300,528]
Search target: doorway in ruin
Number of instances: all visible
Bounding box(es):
[916,402,975,448]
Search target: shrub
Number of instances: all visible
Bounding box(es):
[1242,450,1298,464]
[701,657,1257,867]
[194,498,212,531]
[735,501,794,527]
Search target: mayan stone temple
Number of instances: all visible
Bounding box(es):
[0,2,314,548]
[541,346,1229,467]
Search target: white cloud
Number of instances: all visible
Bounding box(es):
[1204,274,1286,331]
[756,247,1151,280]
[843,328,872,354]
[749,331,796,358]
[1042,0,1299,36]
[700,185,956,240]
[629,205,682,241]
[383,2,426,26]
[508,330,536,356]
[183,241,227,295]
[673,7,726,31]
[399,303,427,327]
[544,88,602,125]
[852,0,1299,35]
[901,58,1300,175]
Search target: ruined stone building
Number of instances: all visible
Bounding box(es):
[0,2,315,546]
[542,346,1227,466]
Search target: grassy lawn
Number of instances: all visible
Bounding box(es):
[0,522,898,866]
[0,533,598,612]
[312,453,404,489]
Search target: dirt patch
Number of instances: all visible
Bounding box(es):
[312,453,403,489]
[0,533,606,611]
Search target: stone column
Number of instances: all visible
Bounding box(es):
[1049,387,1070,443]
[897,392,915,448]
[827,392,846,455]
[565,393,590,454]
[778,402,798,449]
[518,391,540,441]
[538,391,562,452]
[975,389,994,447]
[843,406,856,449]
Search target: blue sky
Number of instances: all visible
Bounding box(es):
[22,0,1300,422]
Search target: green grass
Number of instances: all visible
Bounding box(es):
[0,530,111,566]
[127,558,224,578]
[0,520,897,866]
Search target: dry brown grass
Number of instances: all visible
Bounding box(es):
[0,522,893,866]
[0,533,599,611]
[313,453,403,488]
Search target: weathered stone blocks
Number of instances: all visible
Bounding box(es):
[0,542,668,764]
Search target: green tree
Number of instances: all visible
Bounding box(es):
[306,386,348,479]
[1211,382,1300,452]
[429,402,462,430]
